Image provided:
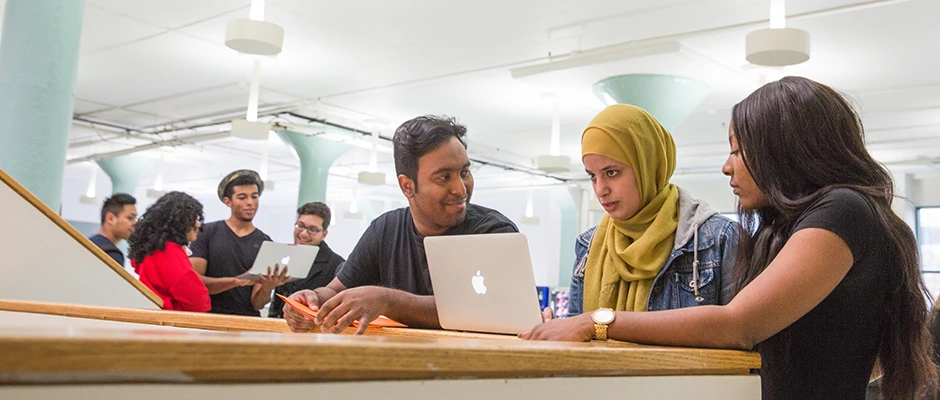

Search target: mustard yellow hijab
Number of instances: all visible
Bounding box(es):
[582,104,679,312]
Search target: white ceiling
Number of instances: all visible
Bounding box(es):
[34,0,940,203]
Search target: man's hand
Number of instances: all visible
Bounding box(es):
[220,277,255,292]
[258,264,290,291]
[518,313,594,342]
[283,290,320,333]
[317,286,390,335]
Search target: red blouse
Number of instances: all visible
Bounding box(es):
[132,242,210,312]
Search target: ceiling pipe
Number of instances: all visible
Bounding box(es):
[278,112,570,182]
[66,132,231,164]
[67,110,572,182]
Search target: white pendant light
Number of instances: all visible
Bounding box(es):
[344,186,363,219]
[535,94,571,173]
[258,134,275,190]
[358,122,387,185]
[228,0,281,140]
[520,188,540,225]
[80,164,98,204]
[146,155,166,198]
[746,0,810,67]
[225,0,284,56]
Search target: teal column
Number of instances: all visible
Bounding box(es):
[96,155,156,196]
[277,130,350,207]
[592,74,710,130]
[551,186,580,288]
[0,0,86,208]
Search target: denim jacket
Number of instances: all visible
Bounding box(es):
[569,188,740,316]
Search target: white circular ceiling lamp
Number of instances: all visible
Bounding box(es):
[520,187,539,225]
[146,154,166,199]
[225,20,284,56]
[745,0,810,67]
[226,0,286,191]
[227,0,285,141]
[345,186,363,220]
[79,163,98,204]
[535,93,571,173]
[358,118,388,186]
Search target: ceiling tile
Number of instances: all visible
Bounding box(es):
[76,31,246,106]
[80,5,166,55]
[87,0,250,29]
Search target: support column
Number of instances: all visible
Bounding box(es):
[277,130,349,207]
[0,0,86,208]
[96,155,156,196]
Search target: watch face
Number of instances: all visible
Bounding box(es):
[593,308,614,324]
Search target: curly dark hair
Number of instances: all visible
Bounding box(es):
[128,191,204,265]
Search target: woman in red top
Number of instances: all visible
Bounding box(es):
[128,191,210,312]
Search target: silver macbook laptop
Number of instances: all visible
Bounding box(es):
[424,232,543,335]
[238,241,319,281]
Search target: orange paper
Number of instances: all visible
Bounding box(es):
[276,293,406,329]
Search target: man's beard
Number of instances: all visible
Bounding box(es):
[236,213,254,222]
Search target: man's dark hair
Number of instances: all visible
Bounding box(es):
[223,174,260,200]
[392,115,468,190]
[100,193,136,225]
[297,202,332,230]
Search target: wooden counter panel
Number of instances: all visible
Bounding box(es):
[0,299,292,333]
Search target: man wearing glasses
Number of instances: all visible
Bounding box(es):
[267,202,345,319]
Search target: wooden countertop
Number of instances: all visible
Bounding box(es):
[0,299,761,384]
[0,325,760,384]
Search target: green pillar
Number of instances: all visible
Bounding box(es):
[551,186,580,287]
[277,130,349,207]
[592,74,710,130]
[0,0,86,208]
[96,155,157,196]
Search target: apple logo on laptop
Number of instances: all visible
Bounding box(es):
[471,270,486,294]
[281,256,291,266]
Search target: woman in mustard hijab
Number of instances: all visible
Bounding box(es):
[538,104,740,335]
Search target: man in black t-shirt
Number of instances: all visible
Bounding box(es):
[284,115,518,334]
[189,170,290,316]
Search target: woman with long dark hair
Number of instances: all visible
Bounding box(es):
[129,191,210,312]
[521,76,937,399]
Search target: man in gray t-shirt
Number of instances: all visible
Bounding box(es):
[283,115,517,334]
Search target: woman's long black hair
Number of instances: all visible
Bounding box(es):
[730,76,937,399]
[128,191,204,264]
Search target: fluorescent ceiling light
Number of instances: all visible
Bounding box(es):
[510,41,681,79]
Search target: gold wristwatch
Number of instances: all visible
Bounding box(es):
[591,308,615,341]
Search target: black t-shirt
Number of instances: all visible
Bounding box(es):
[189,220,271,316]
[336,204,518,295]
[268,241,346,319]
[758,189,893,400]
[89,234,124,266]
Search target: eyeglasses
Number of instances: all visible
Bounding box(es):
[294,222,324,235]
